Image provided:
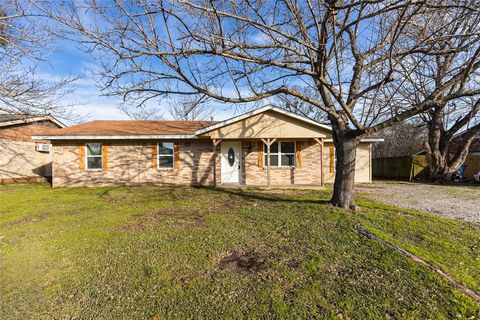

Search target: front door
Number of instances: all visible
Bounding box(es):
[221,141,241,184]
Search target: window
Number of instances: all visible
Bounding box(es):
[264,141,296,167]
[158,142,174,168]
[86,143,102,170]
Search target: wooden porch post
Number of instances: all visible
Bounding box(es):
[212,139,222,187]
[315,138,324,187]
[267,141,271,188]
[261,138,276,188]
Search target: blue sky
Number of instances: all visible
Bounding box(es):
[38,40,242,123]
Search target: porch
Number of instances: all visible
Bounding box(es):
[211,138,327,187]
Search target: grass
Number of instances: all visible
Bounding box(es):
[0,183,479,319]
[356,198,480,293]
[438,184,480,201]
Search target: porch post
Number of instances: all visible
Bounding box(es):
[315,138,324,187]
[261,138,277,188]
[212,139,222,187]
[267,141,271,188]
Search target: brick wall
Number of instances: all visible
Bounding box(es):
[449,136,480,154]
[52,139,372,187]
[241,140,322,186]
[0,139,52,183]
[52,140,220,187]
[0,121,60,183]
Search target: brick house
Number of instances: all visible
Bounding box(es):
[33,106,381,188]
[449,133,480,179]
[0,114,65,183]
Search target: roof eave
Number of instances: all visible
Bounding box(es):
[0,115,66,128]
[324,138,385,143]
[32,134,199,140]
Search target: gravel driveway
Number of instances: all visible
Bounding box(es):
[356,182,480,223]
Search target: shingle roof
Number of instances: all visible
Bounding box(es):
[0,114,66,128]
[33,106,348,141]
[46,120,216,136]
[0,114,29,122]
[0,124,61,142]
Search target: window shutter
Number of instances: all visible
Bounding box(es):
[102,144,108,171]
[174,142,180,169]
[258,141,264,168]
[79,145,85,171]
[296,142,302,167]
[329,146,335,173]
[152,143,157,169]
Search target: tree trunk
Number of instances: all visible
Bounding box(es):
[427,157,453,182]
[426,147,450,182]
[425,105,452,182]
[425,116,475,182]
[424,102,480,182]
[427,147,469,182]
[330,130,359,209]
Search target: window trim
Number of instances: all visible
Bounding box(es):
[334,148,337,172]
[264,141,296,167]
[157,142,175,169]
[85,142,103,171]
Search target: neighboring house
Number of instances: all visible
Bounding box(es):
[33,106,382,188]
[448,133,480,179]
[449,133,480,156]
[0,114,66,183]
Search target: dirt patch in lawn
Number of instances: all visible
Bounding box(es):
[6,216,45,227]
[357,182,480,223]
[285,259,302,269]
[175,217,208,228]
[218,251,268,273]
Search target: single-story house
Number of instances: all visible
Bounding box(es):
[33,105,382,188]
[0,114,66,183]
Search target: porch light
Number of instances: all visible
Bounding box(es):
[248,142,253,153]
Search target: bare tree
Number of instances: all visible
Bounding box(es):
[391,8,480,181]
[35,0,480,208]
[373,122,427,158]
[0,0,74,119]
[424,98,480,180]
[277,87,329,123]
[168,95,213,121]
[117,95,213,120]
[117,103,165,120]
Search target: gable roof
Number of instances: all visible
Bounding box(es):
[0,114,66,128]
[31,106,385,143]
[33,105,331,140]
[33,120,215,140]
[195,105,332,135]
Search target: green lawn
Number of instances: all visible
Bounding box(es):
[0,183,479,319]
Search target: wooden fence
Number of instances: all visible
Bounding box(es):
[373,154,480,180]
[373,155,429,180]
